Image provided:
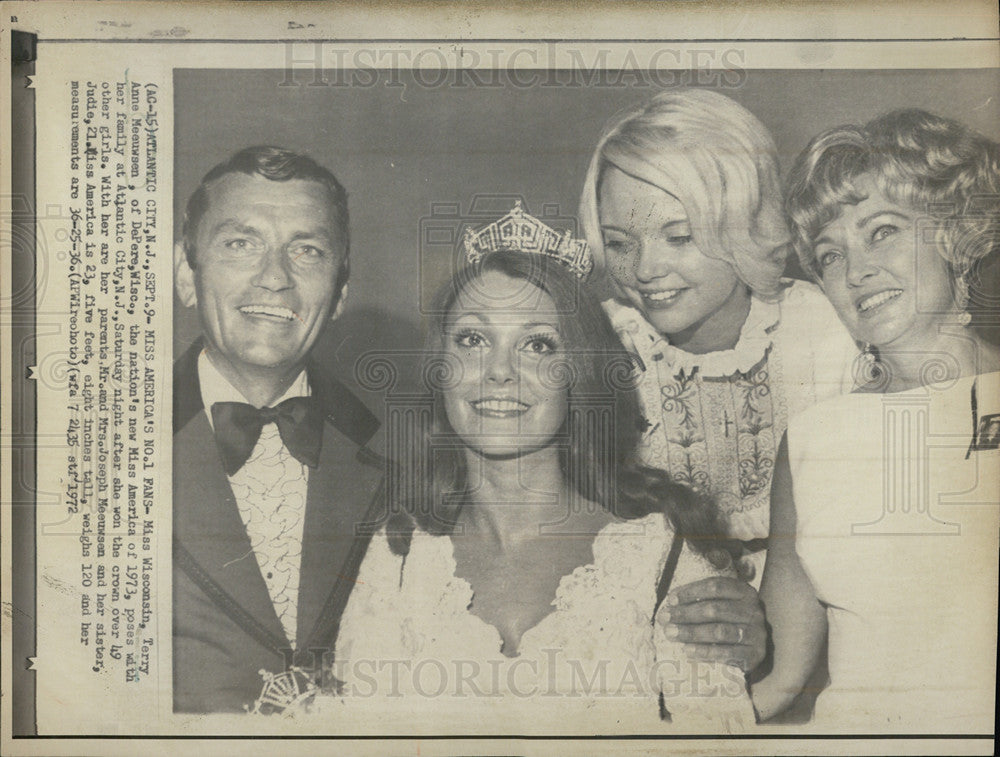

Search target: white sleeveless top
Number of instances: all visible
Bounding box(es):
[786,372,1000,731]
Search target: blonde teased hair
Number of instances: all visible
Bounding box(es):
[579,89,790,299]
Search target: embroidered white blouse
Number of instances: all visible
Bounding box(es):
[326,513,755,731]
[605,280,857,547]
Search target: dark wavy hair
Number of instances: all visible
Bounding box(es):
[385,249,738,570]
[181,145,350,269]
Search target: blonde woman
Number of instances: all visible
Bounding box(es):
[580,90,857,593]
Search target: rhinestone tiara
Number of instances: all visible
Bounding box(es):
[462,200,593,279]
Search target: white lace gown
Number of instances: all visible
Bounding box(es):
[322,513,755,732]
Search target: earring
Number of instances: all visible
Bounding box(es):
[954,270,973,326]
[854,342,888,390]
[861,343,878,369]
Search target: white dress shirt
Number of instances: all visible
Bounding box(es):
[198,351,311,648]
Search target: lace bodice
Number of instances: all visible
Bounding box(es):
[606,280,856,544]
[326,513,754,731]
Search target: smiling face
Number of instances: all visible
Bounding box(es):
[812,176,957,351]
[176,172,346,389]
[597,165,750,352]
[442,270,569,458]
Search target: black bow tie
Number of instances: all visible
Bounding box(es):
[211,397,324,476]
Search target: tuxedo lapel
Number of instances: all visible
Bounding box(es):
[174,345,384,656]
[296,365,386,651]
[173,353,288,650]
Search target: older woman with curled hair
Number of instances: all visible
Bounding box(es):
[752,109,1000,729]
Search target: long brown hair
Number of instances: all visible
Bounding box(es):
[386,250,738,569]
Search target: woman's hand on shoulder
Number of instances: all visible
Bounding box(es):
[656,576,766,672]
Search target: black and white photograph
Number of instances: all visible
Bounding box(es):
[3,2,999,755]
[169,66,1000,728]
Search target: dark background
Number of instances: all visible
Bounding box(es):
[174,68,1000,400]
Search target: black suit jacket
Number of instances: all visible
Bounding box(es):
[172,340,386,713]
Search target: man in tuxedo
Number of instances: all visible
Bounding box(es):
[172,146,384,713]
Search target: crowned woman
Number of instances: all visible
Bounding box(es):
[324,204,763,729]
